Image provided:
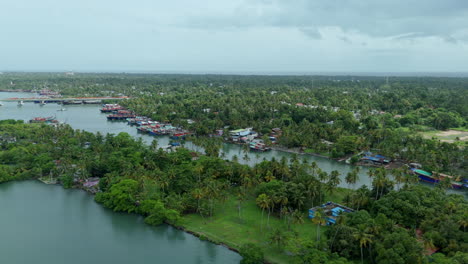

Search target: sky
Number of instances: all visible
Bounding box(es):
[1,0,468,73]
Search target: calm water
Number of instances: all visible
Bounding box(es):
[0,92,463,263]
[2,92,465,195]
[0,181,241,264]
[0,92,373,189]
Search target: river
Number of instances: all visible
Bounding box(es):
[0,181,241,264]
[0,92,464,263]
[0,92,375,189]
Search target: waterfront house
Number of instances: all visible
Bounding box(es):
[229,128,257,142]
[309,202,354,225]
[360,152,391,164]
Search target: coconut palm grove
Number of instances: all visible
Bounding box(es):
[0,73,466,263]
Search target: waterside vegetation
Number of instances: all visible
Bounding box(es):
[0,120,466,263]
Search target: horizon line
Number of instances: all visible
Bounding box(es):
[1,70,468,77]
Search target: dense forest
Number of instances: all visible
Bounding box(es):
[1,73,467,177]
[0,121,466,263]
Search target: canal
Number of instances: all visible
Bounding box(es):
[0,92,374,189]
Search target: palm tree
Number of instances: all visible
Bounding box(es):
[310,161,318,176]
[291,209,304,226]
[311,208,327,243]
[329,215,346,251]
[237,187,246,220]
[150,139,158,151]
[256,193,270,231]
[264,170,275,182]
[192,188,204,216]
[392,167,405,190]
[458,216,468,232]
[194,163,204,183]
[325,171,341,196]
[318,169,329,182]
[269,228,287,248]
[367,168,376,182]
[305,180,320,207]
[345,167,360,190]
[329,170,342,186]
[273,192,288,220]
[353,225,373,264]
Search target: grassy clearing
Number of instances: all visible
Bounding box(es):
[420,129,468,144]
[451,127,468,132]
[180,188,348,264]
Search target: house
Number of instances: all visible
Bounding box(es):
[361,152,391,164]
[309,202,355,225]
[230,128,257,142]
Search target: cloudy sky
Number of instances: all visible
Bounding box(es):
[1,0,468,73]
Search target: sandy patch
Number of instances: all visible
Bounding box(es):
[437,130,465,136]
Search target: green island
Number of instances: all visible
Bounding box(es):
[0,73,467,264]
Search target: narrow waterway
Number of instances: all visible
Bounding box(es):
[0,92,375,189]
[0,92,464,263]
[0,181,241,264]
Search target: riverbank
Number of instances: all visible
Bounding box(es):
[174,189,348,264]
[34,177,346,264]
[0,180,242,264]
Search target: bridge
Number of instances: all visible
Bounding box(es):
[1,96,130,103]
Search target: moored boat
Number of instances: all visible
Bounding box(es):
[249,139,270,152]
[101,104,125,112]
[411,168,464,189]
[29,116,59,124]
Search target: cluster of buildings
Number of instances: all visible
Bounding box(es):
[309,202,355,225]
[225,127,283,151]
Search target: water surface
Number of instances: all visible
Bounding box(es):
[0,181,241,264]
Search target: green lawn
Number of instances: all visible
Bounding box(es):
[419,129,468,145]
[179,188,348,264]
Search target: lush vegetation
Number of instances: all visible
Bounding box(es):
[0,121,466,263]
[1,73,467,178]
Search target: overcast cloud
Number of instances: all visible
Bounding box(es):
[0,0,467,73]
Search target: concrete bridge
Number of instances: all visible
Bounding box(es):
[1,96,130,103]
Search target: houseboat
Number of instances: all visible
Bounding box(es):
[100,104,125,113]
[249,139,270,152]
[29,116,59,124]
[411,168,464,189]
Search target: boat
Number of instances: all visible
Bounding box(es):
[40,101,46,106]
[57,107,67,111]
[29,116,59,124]
[170,132,189,140]
[101,104,124,113]
[18,100,24,106]
[411,168,464,189]
[107,110,136,121]
[249,140,271,152]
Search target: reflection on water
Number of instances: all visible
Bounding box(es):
[0,181,241,264]
[1,92,463,193]
[0,92,373,189]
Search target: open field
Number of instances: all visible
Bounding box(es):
[180,188,348,264]
[420,129,468,143]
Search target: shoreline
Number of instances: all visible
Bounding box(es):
[39,180,248,260]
